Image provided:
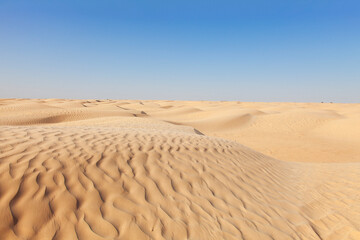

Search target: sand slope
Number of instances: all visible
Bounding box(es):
[0,99,359,239]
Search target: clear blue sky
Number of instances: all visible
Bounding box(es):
[1,0,359,102]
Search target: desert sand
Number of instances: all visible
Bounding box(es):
[0,98,359,240]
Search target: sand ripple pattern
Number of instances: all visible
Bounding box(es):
[0,126,360,240]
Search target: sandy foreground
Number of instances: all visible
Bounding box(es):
[0,98,359,240]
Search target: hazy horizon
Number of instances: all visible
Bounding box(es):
[1,0,359,103]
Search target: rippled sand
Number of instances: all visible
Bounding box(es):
[0,99,359,239]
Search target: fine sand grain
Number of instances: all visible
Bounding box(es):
[0,99,359,239]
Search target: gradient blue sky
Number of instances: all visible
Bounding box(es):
[1,0,359,102]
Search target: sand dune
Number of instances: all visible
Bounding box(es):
[0,99,359,239]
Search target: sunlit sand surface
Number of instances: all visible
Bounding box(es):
[0,99,359,239]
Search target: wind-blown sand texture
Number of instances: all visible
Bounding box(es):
[0,98,359,240]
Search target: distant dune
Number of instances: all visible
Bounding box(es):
[0,99,359,239]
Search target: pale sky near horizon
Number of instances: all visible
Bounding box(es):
[1,0,359,102]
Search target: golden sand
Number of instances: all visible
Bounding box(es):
[0,99,359,239]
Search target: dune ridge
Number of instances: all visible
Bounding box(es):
[2,98,359,162]
[0,99,360,239]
